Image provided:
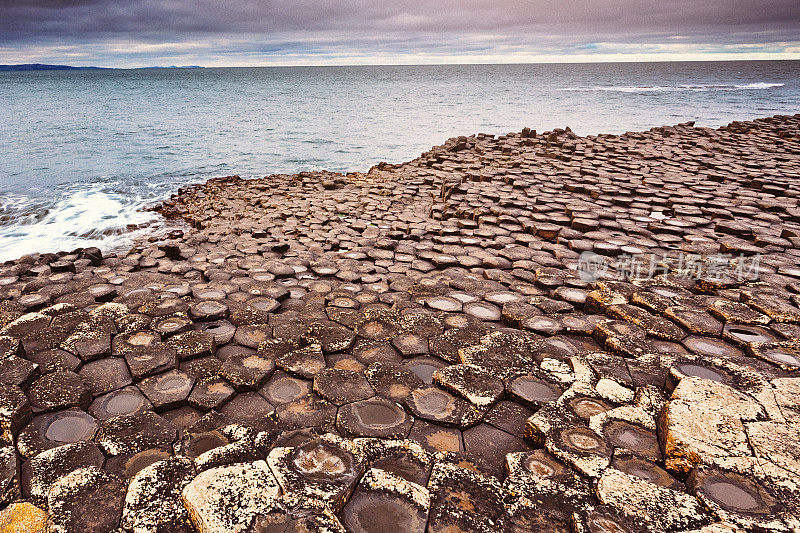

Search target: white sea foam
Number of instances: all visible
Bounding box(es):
[560,82,785,93]
[0,185,160,262]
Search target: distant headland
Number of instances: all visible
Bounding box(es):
[0,64,204,71]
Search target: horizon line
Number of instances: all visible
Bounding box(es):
[5,56,800,70]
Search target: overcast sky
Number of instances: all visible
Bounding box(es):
[1,1,799,67]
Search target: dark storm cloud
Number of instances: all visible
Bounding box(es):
[1,1,798,64]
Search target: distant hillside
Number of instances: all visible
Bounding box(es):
[0,64,108,71]
[0,64,204,71]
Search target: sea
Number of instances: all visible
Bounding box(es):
[1,60,798,262]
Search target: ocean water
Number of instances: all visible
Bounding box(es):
[1,60,798,261]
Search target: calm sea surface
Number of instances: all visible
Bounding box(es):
[1,61,798,261]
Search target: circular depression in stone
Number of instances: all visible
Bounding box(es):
[463,302,502,321]
[154,374,192,393]
[356,319,399,341]
[338,398,410,438]
[262,375,310,404]
[105,389,148,416]
[291,440,357,482]
[604,420,659,454]
[682,336,742,358]
[521,449,567,478]
[699,475,768,514]
[352,400,405,428]
[612,456,678,488]
[343,492,426,533]
[560,427,605,453]
[126,331,159,347]
[761,349,800,367]
[509,375,561,404]
[410,388,456,417]
[724,325,775,344]
[196,320,236,344]
[44,410,97,443]
[402,358,445,385]
[426,296,462,312]
[674,363,730,384]
[567,397,613,420]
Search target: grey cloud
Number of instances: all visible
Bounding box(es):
[0,0,798,63]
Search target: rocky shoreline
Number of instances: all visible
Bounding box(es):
[1,114,800,532]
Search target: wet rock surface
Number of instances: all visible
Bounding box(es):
[2,116,800,530]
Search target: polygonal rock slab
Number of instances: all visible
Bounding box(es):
[350,438,433,487]
[313,368,374,405]
[46,466,126,533]
[403,386,472,427]
[25,441,104,503]
[660,376,765,475]
[182,460,280,533]
[276,343,326,379]
[688,465,786,531]
[336,398,412,439]
[432,364,504,409]
[0,501,48,533]
[364,361,424,403]
[596,467,712,531]
[96,411,177,457]
[341,468,429,533]
[267,437,365,512]
[245,496,346,533]
[16,409,98,459]
[121,456,195,533]
[426,461,506,532]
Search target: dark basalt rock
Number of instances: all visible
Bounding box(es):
[218,392,274,430]
[260,371,312,406]
[120,456,195,533]
[4,116,800,531]
[123,343,178,380]
[365,361,424,402]
[407,420,463,453]
[95,411,177,457]
[24,441,104,503]
[462,423,531,478]
[17,408,98,458]
[275,393,337,430]
[427,461,507,532]
[268,437,365,512]
[219,350,275,390]
[88,385,152,420]
[313,368,374,405]
[78,356,132,396]
[337,398,411,438]
[403,386,470,427]
[188,377,236,411]
[46,466,126,533]
[138,369,195,411]
[341,468,429,533]
[26,371,90,413]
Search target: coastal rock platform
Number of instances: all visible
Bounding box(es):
[2,115,800,531]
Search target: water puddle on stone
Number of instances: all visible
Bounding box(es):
[354,401,403,428]
[414,389,454,415]
[676,363,729,383]
[511,377,560,403]
[705,480,762,512]
[45,413,95,442]
[105,390,145,415]
[155,375,188,392]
